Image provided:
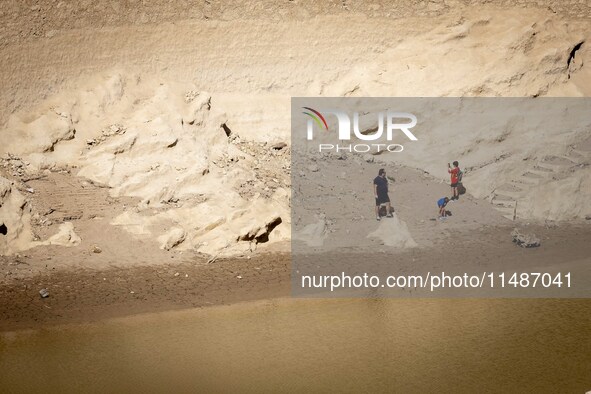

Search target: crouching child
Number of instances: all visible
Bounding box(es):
[437,197,450,218]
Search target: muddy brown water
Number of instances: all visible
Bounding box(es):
[1,298,590,393]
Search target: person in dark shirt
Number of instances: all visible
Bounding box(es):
[373,168,393,221]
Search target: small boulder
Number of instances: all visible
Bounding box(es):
[363,154,374,163]
[271,142,287,150]
[511,228,540,248]
[160,228,186,251]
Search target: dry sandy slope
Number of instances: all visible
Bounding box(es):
[1,5,590,124]
[0,3,590,259]
[1,0,591,48]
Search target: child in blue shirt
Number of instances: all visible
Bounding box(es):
[437,197,449,218]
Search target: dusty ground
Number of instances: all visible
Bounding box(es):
[0,253,290,332]
[2,222,591,331]
[2,0,591,49]
[2,2,591,259]
[0,166,291,331]
[1,155,590,330]
[1,0,591,332]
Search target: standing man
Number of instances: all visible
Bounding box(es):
[373,168,393,221]
[448,161,460,201]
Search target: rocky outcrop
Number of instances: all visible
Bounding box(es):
[0,176,33,255]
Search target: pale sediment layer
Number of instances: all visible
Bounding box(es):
[0,2,590,258]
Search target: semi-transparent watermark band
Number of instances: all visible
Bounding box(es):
[291,97,591,298]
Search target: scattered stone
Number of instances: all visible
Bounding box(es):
[585,214,591,220]
[40,222,81,247]
[511,228,541,248]
[159,228,186,251]
[162,196,179,204]
[237,216,282,244]
[184,90,200,103]
[85,124,126,148]
[92,245,102,254]
[308,164,319,172]
[174,272,180,277]
[271,142,287,150]
[0,154,29,178]
[363,154,374,163]
[39,288,49,298]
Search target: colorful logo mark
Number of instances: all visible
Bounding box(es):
[302,107,328,131]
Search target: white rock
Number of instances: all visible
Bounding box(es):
[159,228,186,251]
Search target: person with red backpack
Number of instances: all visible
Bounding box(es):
[448,161,462,201]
